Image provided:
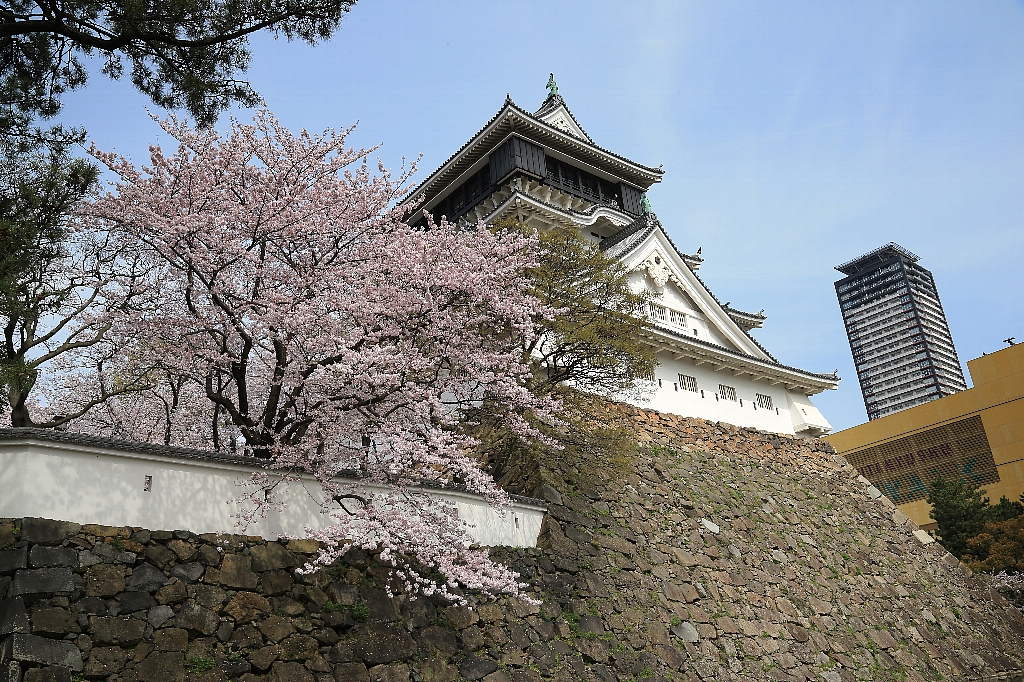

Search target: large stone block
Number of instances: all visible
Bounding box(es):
[75,599,106,617]
[144,544,176,569]
[166,540,197,562]
[278,635,318,662]
[223,593,270,624]
[83,646,128,679]
[670,622,699,643]
[653,644,685,671]
[284,540,318,555]
[257,616,295,644]
[333,662,369,682]
[114,592,156,615]
[418,659,456,682]
[88,544,135,566]
[259,570,293,597]
[356,588,397,623]
[248,646,279,673]
[353,624,415,665]
[154,582,187,606]
[248,545,296,572]
[27,548,77,569]
[270,661,313,682]
[126,564,168,593]
[136,651,185,682]
[146,606,174,630]
[458,655,497,681]
[218,555,258,591]
[221,658,251,679]
[414,627,457,658]
[22,667,71,682]
[88,616,147,646]
[0,549,28,576]
[169,603,219,637]
[169,563,204,584]
[0,599,30,638]
[0,634,83,671]
[19,520,80,547]
[367,664,409,682]
[189,585,226,611]
[83,566,125,599]
[29,608,75,637]
[10,569,74,599]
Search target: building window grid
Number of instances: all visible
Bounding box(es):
[678,374,698,392]
[719,384,737,402]
[836,250,966,420]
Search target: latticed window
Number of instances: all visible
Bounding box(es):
[678,374,698,392]
[648,303,666,322]
[755,393,773,410]
[719,384,737,402]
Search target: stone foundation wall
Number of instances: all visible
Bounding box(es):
[3,401,1024,682]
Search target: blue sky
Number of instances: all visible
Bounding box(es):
[57,1,1024,432]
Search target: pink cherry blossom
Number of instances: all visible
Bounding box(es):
[76,109,557,603]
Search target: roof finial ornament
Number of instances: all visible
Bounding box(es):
[641,193,652,214]
[546,73,559,99]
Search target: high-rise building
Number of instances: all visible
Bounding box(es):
[835,243,967,420]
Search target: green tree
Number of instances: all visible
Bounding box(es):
[926,475,995,559]
[0,136,152,427]
[506,220,657,398]
[480,220,656,481]
[1,0,358,127]
[990,494,1024,523]
[926,478,1024,560]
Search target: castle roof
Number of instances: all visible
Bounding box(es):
[404,95,663,213]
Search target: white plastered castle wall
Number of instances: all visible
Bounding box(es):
[0,437,546,548]
[603,229,833,436]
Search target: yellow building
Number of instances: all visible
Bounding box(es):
[825,342,1024,530]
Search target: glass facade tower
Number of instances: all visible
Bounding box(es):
[835,243,967,421]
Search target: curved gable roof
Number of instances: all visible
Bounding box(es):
[402,96,664,210]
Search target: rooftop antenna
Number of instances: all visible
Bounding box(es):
[1005,337,1017,346]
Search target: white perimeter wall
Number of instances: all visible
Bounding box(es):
[637,353,832,436]
[0,438,545,548]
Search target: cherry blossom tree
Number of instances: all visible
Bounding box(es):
[82,110,555,602]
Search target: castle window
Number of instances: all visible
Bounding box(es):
[678,374,698,392]
[719,384,737,402]
[755,393,774,410]
[648,303,666,322]
[543,157,622,209]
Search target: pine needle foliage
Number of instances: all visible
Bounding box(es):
[496,218,657,400]
[481,219,655,482]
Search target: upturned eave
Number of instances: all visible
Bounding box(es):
[642,325,840,395]
[402,98,664,212]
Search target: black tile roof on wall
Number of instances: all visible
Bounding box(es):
[0,428,547,507]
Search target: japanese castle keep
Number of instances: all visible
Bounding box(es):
[407,79,838,436]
